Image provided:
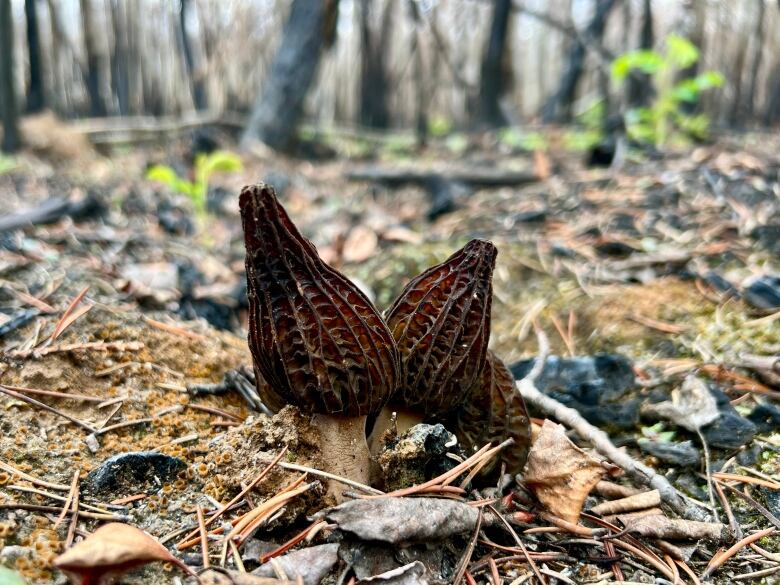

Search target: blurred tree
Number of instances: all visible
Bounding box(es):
[626,0,653,107]
[242,0,340,151]
[476,0,513,126]
[25,0,45,112]
[109,0,130,115]
[179,0,207,111]
[80,0,106,116]
[743,0,765,121]
[1,0,21,152]
[542,0,618,122]
[359,0,393,128]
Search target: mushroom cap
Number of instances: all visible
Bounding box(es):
[240,184,399,417]
[385,239,496,416]
[453,350,532,476]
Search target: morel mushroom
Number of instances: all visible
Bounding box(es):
[240,184,399,500]
[369,239,496,450]
[452,349,531,476]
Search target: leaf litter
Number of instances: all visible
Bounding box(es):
[0,134,778,583]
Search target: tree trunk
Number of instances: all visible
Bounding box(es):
[25,0,45,112]
[626,0,653,107]
[241,0,339,151]
[109,0,130,115]
[728,27,748,127]
[542,0,618,123]
[1,0,21,152]
[765,63,780,126]
[475,0,512,126]
[179,0,207,111]
[359,0,393,128]
[80,0,106,116]
[743,0,765,122]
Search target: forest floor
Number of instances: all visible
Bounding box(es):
[0,121,779,584]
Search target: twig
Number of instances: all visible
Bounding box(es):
[55,470,80,528]
[66,477,80,547]
[0,384,104,402]
[516,328,709,521]
[0,385,97,433]
[197,505,210,569]
[486,505,545,585]
[6,340,144,358]
[453,508,482,585]
[7,485,112,514]
[0,503,125,521]
[714,480,743,541]
[279,461,384,495]
[177,447,288,549]
[702,527,775,580]
[93,417,153,436]
[0,460,69,491]
[720,483,780,529]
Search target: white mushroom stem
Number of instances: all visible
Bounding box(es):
[367,405,424,457]
[310,413,371,503]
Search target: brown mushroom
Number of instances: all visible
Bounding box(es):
[240,184,399,500]
[452,349,532,476]
[369,239,496,452]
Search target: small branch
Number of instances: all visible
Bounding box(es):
[517,328,710,522]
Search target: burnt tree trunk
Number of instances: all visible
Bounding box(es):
[109,0,130,115]
[179,0,207,111]
[25,0,45,112]
[475,0,512,126]
[1,0,20,152]
[743,0,765,122]
[359,0,393,128]
[542,0,618,122]
[626,0,653,107]
[241,0,339,151]
[80,0,106,116]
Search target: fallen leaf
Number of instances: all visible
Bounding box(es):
[322,497,479,544]
[621,514,727,542]
[201,569,296,584]
[342,226,379,263]
[54,522,194,584]
[251,543,340,585]
[524,420,609,523]
[644,375,719,431]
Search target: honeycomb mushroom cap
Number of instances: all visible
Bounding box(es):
[385,239,496,416]
[240,184,399,417]
[453,350,532,476]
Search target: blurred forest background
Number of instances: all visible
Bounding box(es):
[1,0,780,154]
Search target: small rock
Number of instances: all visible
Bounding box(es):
[83,451,186,497]
[637,439,700,467]
[377,424,456,491]
[743,274,780,310]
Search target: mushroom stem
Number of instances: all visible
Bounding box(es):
[310,413,370,503]
[367,405,424,456]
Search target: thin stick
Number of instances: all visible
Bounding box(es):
[0,460,69,491]
[7,340,144,358]
[93,417,153,436]
[702,527,775,580]
[0,385,97,432]
[279,461,384,495]
[714,480,742,541]
[197,505,210,569]
[453,508,482,585]
[720,483,780,529]
[0,384,104,402]
[0,503,124,521]
[55,470,79,528]
[229,539,245,572]
[517,328,708,521]
[8,485,112,514]
[487,505,545,585]
[66,479,80,547]
[177,447,288,549]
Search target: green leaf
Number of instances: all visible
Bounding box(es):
[428,115,453,137]
[146,165,180,187]
[611,50,663,80]
[666,34,699,68]
[672,79,700,103]
[694,71,724,90]
[197,151,243,176]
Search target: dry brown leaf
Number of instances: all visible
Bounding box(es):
[342,225,379,263]
[644,375,719,432]
[54,522,194,584]
[524,420,609,523]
